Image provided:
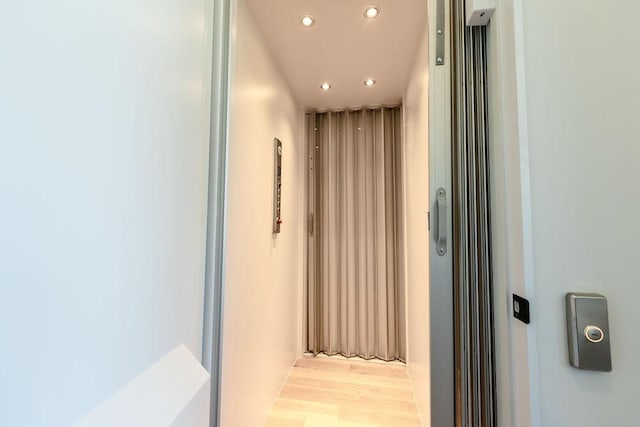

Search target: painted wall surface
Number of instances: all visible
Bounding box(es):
[220,0,304,425]
[486,0,539,424]
[0,1,214,426]
[403,20,430,425]
[490,0,640,425]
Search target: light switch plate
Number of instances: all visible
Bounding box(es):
[565,293,612,372]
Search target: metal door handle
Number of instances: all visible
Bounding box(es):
[436,187,447,256]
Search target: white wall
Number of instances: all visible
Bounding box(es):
[490,0,640,425]
[219,0,305,425]
[486,0,539,424]
[403,19,430,425]
[0,1,214,426]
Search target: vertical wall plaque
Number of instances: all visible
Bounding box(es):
[273,138,283,233]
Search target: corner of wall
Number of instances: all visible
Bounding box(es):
[486,0,539,425]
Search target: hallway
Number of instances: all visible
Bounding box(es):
[264,357,422,426]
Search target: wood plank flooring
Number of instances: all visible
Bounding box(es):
[264,357,423,427]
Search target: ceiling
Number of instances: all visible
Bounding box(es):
[244,0,428,110]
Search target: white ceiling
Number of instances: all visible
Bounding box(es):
[244,0,428,110]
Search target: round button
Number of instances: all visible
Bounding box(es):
[584,325,604,343]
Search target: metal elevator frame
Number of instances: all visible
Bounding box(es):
[451,0,497,425]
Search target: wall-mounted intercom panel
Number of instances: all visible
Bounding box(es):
[273,138,283,234]
[565,292,612,372]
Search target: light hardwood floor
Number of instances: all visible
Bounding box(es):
[264,356,423,427]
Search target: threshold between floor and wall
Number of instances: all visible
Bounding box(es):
[264,355,423,427]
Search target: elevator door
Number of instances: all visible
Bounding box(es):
[306,107,405,362]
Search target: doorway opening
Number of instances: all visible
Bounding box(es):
[209,0,458,425]
[306,107,405,362]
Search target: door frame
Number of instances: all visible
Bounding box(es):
[201,0,232,426]
[202,0,460,425]
[428,0,454,425]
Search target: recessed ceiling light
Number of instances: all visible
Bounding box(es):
[364,6,380,19]
[301,15,315,27]
[364,79,376,87]
[320,83,332,90]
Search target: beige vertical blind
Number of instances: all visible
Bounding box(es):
[306,107,405,362]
